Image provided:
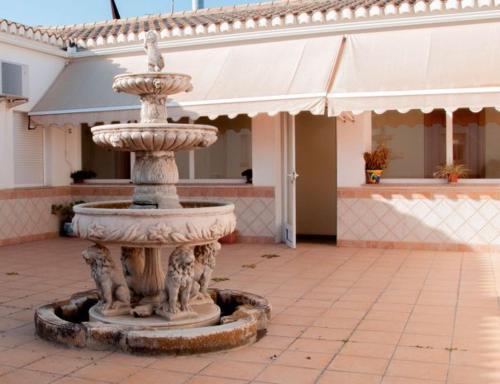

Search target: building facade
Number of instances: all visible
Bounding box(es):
[1,0,499,250]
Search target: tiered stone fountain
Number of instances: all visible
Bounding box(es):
[35,31,270,354]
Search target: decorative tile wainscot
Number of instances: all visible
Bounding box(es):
[0,185,276,246]
[338,184,500,252]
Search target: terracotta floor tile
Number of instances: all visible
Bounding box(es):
[274,350,333,369]
[256,364,321,384]
[381,377,444,384]
[53,377,110,384]
[186,376,247,384]
[100,352,158,368]
[447,365,500,384]
[224,346,282,363]
[0,368,61,384]
[149,356,213,373]
[0,348,48,367]
[122,368,190,384]
[393,345,449,364]
[385,360,448,381]
[289,338,343,353]
[340,341,395,359]
[328,355,389,375]
[253,335,294,350]
[398,333,452,349]
[72,362,141,383]
[301,326,352,341]
[350,330,402,345]
[317,370,382,384]
[200,360,266,380]
[26,355,91,375]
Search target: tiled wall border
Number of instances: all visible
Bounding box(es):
[338,184,500,199]
[70,184,275,198]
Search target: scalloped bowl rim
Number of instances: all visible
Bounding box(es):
[114,72,192,80]
[90,123,218,134]
[73,200,235,217]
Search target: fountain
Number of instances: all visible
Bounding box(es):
[35,31,270,354]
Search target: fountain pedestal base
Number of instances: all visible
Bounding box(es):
[89,302,221,329]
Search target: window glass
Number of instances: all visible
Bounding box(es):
[194,115,252,179]
[372,110,446,178]
[81,123,131,179]
[453,108,500,178]
[176,151,189,179]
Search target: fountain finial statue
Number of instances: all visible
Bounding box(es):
[144,30,164,72]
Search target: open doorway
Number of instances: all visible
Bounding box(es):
[295,112,337,243]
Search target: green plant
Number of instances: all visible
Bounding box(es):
[363,145,390,170]
[51,201,85,222]
[433,163,469,179]
[70,170,96,183]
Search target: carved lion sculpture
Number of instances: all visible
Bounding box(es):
[162,246,195,315]
[120,247,145,302]
[144,30,164,72]
[82,244,130,314]
[191,241,220,300]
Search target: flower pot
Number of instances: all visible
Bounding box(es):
[447,174,459,183]
[219,231,238,244]
[366,170,383,184]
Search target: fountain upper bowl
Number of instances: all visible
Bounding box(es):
[72,200,236,247]
[91,123,218,152]
[113,73,193,96]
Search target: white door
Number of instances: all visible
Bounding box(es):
[283,114,298,248]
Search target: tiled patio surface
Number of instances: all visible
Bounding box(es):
[0,239,500,384]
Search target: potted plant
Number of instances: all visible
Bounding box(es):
[51,201,85,236]
[433,163,469,183]
[70,170,96,184]
[363,145,390,184]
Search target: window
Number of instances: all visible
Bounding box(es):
[453,108,500,178]
[1,61,26,97]
[81,123,131,179]
[14,112,44,186]
[194,115,252,180]
[371,108,500,180]
[372,110,446,178]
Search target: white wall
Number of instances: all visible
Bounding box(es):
[251,114,281,187]
[0,40,66,189]
[0,103,15,188]
[251,114,282,241]
[337,112,372,187]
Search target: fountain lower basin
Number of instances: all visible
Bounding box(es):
[72,201,236,247]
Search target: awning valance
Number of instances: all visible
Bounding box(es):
[328,22,500,116]
[31,35,343,126]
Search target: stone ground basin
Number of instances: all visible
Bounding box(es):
[35,288,271,354]
[72,201,236,247]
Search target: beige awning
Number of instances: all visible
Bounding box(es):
[30,35,343,126]
[328,22,500,116]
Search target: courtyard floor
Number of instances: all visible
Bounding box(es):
[0,239,499,384]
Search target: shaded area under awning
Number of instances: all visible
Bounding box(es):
[30,35,343,126]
